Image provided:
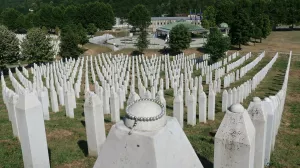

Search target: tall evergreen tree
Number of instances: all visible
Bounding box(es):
[0,8,21,30]
[0,25,20,69]
[129,4,151,52]
[21,28,54,63]
[169,24,191,53]
[38,4,54,29]
[128,4,151,30]
[87,23,97,36]
[215,0,234,25]
[201,6,217,29]
[136,30,149,53]
[252,26,263,44]
[59,25,83,59]
[204,27,230,63]
[229,7,252,49]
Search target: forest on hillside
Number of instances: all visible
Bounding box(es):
[0,0,299,26]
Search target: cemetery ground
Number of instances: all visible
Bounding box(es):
[84,31,300,56]
[1,31,300,168]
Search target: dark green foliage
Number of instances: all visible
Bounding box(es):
[204,28,230,63]
[229,8,252,49]
[0,0,299,30]
[64,5,79,25]
[269,0,287,26]
[87,23,97,36]
[128,4,151,52]
[215,0,234,25]
[59,25,84,59]
[136,30,149,53]
[201,6,216,29]
[52,6,65,28]
[38,4,54,29]
[1,1,115,31]
[76,24,88,45]
[15,14,25,31]
[0,25,20,69]
[128,4,151,30]
[252,26,262,43]
[0,8,21,30]
[23,12,35,29]
[83,2,115,30]
[21,28,54,63]
[285,0,300,28]
[261,15,271,38]
[169,24,191,53]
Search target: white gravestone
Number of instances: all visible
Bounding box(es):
[187,94,196,126]
[16,91,50,168]
[208,89,215,121]
[222,90,228,112]
[110,88,120,122]
[247,97,267,168]
[84,92,106,157]
[65,90,74,118]
[173,94,184,128]
[198,90,207,123]
[214,104,255,168]
[263,98,275,166]
[50,85,59,112]
[93,99,203,168]
[7,94,19,137]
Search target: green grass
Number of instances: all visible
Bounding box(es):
[0,52,299,168]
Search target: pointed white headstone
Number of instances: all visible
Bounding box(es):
[16,91,50,168]
[247,97,267,168]
[84,92,106,156]
[214,104,255,168]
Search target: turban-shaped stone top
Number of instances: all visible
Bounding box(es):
[125,99,166,131]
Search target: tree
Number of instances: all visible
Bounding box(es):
[21,28,54,63]
[261,15,272,39]
[128,4,151,52]
[52,6,65,28]
[83,2,115,30]
[128,4,151,30]
[229,8,252,49]
[201,6,217,29]
[15,14,25,32]
[215,0,234,25]
[0,25,20,69]
[87,23,97,36]
[269,0,287,26]
[24,12,35,29]
[253,14,271,42]
[38,4,54,29]
[204,27,230,63]
[252,26,262,44]
[169,24,191,53]
[136,30,149,53]
[76,23,88,45]
[286,0,300,28]
[0,8,21,30]
[64,5,79,24]
[59,25,84,59]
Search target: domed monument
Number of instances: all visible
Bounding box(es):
[93,98,204,168]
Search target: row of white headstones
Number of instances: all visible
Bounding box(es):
[1,51,290,168]
[0,51,251,154]
[215,51,292,168]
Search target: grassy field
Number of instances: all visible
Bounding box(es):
[1,31,300,168]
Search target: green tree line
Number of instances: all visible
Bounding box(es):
[0,1,115,33]
[1,0,299,27]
